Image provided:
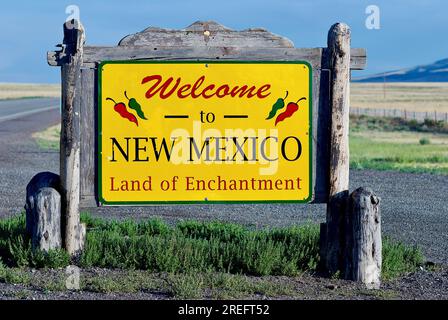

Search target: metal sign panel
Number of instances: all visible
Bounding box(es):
[98,61,312,204]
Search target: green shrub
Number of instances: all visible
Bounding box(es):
[382,237,424,280]
[79,220,320,276]
[0,213,70,268]
[0,213,424,280]
[419,137,430,145]
[350,114,448,134]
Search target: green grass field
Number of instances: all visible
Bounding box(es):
[350,136,448,175]
[350,116,448,175]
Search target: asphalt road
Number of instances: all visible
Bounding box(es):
[0,99,447,264]
[0,98,59,123]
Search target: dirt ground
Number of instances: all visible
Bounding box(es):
[0,266,447,300]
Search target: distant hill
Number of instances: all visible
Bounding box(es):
[354,58,448,82]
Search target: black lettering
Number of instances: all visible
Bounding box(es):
[281,136,302,161]
[110,137,130,162]
[150,137,176,161]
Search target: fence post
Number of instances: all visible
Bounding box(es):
[60,19,86,257]
[321,23,351,275]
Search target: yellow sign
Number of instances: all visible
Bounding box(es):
[98,61,312,204]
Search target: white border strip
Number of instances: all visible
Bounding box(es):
[0,105,59,123]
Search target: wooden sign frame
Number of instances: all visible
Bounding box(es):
[46,21,373,278]
[48,20,366,209]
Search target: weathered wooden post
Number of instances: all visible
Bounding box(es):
[25,20,87,257]
[344,187,382,289]
[59,19,86,256]
[321,23,382,287]
[322,23,351,275]
[25,172,62,251]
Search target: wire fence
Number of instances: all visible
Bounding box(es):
[350,107,448,123]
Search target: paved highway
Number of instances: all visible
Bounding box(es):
[0,98,59,123]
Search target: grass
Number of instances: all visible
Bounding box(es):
[0,214,70,268]
[350,115,448,134]
[0,213,423,283]
[0,263,31,285]
[351,82,448,113]
[0,264,298,299]
[79,214,320,276]
[350,115,448,175]
[382,237,425,280]
[350,135,448,175]
[0,213,426,298]
[0,83,60,100]
[32,124,60,150]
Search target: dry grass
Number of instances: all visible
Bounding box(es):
[351,82,448,112]
[32,124,60,141]
[0,83,60,100]
[32,124,60,149]
[352,130,448,145]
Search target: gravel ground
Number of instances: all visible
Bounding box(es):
[0,266,447,300]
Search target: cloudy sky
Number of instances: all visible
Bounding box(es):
[0,0,446,83]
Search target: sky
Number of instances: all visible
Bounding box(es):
[0,0,447,83]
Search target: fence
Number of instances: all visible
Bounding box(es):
[351,107,448,123]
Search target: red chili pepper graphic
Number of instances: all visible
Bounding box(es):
[106,97,139,126]
[275,97,306,126]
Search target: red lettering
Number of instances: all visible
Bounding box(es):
[159,77,181,99]
[141,74,271,100]
[142,75,181,100]
[177,84,192,98]
[216,85,230,98]
[186,176,194,190]
[191,76,205,98]
[141,75,162,99]
[230,85,257,98]
[110,177,118,191]
[257,84,271,98]
[202,84,216,99]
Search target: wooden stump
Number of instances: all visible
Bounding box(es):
[25,172,62,251]
[345,187,382,288]
[31,188,62,251]
[25,172,61,235]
